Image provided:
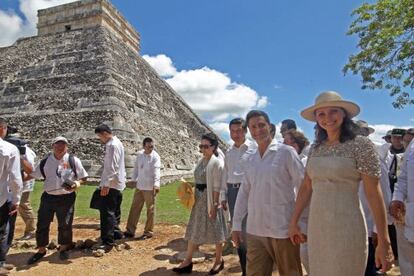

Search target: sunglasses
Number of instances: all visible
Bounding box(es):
[199,144,212,149]
[145,144,154,148]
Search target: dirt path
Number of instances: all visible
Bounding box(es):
[8,217,243,275]
[7,217,400,275]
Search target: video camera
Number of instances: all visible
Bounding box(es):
[4,126,27,155]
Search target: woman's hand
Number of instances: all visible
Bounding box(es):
[288,223,306,245]
[209,206,217,219]
[375,239,393,273]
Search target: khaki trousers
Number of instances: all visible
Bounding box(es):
[126,189,155,235]
[18,191,35,234]
[396,224,414,276]
[246,234,302,276]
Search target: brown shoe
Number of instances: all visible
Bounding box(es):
[0,267,9,275]
[0,263,13,270]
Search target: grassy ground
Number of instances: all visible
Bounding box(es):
[29,181,191,224]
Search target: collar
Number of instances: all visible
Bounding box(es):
[231,139,252,150]
[51,152,69,161]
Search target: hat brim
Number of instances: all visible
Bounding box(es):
[367,127,375,134]
[300,100,360,122]
[52,139,68,145]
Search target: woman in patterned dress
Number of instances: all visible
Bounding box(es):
[173,133,228,275]
[288,91,394,276]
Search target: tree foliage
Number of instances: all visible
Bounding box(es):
[344,0,414,108]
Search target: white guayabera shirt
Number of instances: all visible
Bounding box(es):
[233,141,304,238]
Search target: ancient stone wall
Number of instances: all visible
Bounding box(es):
[37,0,140,53]
[0,26,221,182]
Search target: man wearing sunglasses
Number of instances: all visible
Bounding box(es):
[124,137,161,240]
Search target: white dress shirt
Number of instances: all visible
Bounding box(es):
[233,140,305,238]
[100,136,126,191]
[222,139,254,188]
[32,153,88,195]
[132,149,161,191]
[22,146,36,193]
[359,158,391,236]
[0,139,23,205]
[393,140,414,242]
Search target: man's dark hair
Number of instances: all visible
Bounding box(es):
[229,118,247,130]
[0,117,7,127]
[245,110,270,125]
[201,132,219,157]
[270,123,276,139]
[143,137,153,146]
[94,124,112,134]
[315,113,358,145]
[281,119,297,130]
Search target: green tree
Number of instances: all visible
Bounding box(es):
[344,0,414,108]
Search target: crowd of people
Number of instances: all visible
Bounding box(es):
[0,90,413,276]
[174,91,414,276]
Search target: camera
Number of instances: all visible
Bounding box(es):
[62,179,76,190]
[4,126,27,155]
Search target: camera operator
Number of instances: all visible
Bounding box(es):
[4,126,36,241]
[0,118,23,273]
[27,136,88,264]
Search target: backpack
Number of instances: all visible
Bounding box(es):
[39,153,78,179]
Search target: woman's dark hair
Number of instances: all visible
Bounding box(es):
[201,132,219,157]
[285,129,309,154]
[314,113,359,145]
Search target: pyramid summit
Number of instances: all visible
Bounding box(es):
[0,0,221,181]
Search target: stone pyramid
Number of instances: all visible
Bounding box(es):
[0,0,219,181]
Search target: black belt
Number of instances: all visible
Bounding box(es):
[227,183,241,188]
[195,184,207,191]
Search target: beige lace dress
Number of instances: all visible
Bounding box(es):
[306,136,381,276]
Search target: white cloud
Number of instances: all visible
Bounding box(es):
[143,54,268,122]
[166,67,268,120]
[0,0,77,47]
[143,54,177,77]
[209,122,230,142]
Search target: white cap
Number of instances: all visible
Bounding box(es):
[52,136,68,145]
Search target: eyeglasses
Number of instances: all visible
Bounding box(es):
[145,145,154,149]
[199,144,212,149]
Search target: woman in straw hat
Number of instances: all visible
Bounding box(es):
[173,132,228,275]
[288,91,393,275]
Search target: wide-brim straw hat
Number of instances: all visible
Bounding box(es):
[356,120,375,134]
[301,91,360,122]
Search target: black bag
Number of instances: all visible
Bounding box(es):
[90,189,102,210]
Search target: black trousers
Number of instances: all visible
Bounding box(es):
[0,201,16,262]
[365,237,377,276]
[99,188,123,246]
[36,192,76,247]
[388,224,398,260]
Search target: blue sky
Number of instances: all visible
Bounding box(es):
[1,0,413,143]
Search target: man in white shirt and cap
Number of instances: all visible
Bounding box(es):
[95,124,126,250]
[232,110,304,276]
[124,137,161,240]
[27,136,88,264]
[0,118,23,274]
[390,138,414,275]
